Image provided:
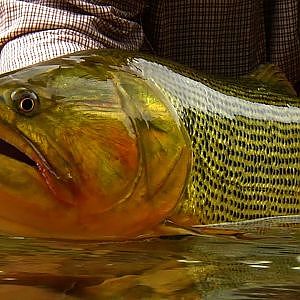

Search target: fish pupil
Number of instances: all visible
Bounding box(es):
[20,97,34,112]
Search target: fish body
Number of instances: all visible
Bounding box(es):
[0,50,299,240]
[134,58,300,225]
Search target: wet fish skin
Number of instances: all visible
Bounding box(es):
[0,49,299,240]
[0,50,190,240]
[134,57,300,225]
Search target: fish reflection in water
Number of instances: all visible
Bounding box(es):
[0,219,299,299]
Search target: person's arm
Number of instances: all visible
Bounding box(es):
[0,0,145,74]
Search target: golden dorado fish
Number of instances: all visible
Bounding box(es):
[0,50,299,240]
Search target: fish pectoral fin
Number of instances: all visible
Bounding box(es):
[143,220,255,240]
[187,225,257,240]
[136,221,199,239]
[244,64,297,97]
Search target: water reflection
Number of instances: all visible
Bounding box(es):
[0,223,299,299]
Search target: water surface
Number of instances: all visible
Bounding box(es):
[0,220,299,299]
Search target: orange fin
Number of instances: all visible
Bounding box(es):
[142,220,255,240]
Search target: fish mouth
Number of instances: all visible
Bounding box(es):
[0,122,55,177]
[0,138,36,167]
[0,122,76,206]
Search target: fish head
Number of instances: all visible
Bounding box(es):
[0,51,191,240]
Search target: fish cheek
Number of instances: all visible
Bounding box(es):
[57,115,141,214]
[0,154,61,229]
[93,128,140,209]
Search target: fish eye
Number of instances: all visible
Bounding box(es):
[11,88,40,116]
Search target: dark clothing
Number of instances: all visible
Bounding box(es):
[143,0,300,84]
[1,0,299,86]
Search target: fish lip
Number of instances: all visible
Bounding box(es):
[0,122,58,178]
